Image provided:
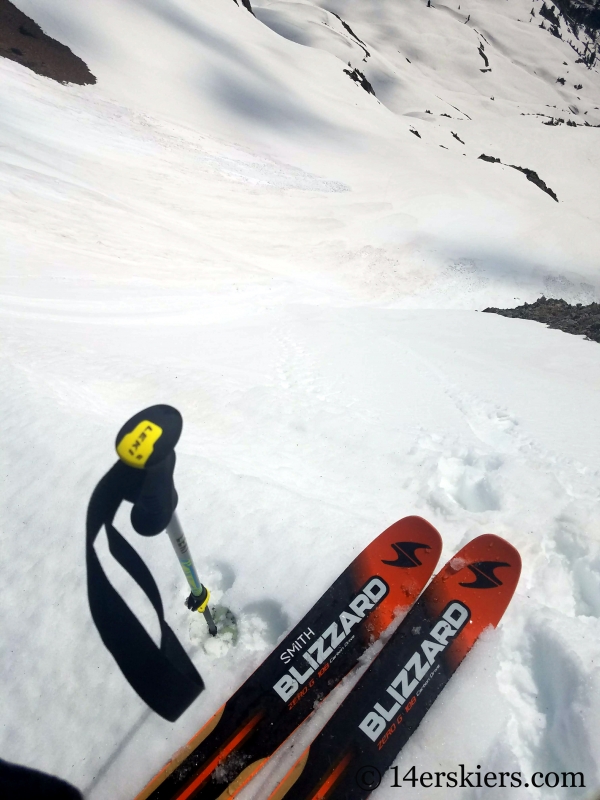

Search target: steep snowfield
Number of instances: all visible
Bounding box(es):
[1,0,599,798]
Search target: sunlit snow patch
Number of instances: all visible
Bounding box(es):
[209,150,349,191]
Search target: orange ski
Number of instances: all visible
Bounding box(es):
[134,517,442,800]
[269,534,521,800]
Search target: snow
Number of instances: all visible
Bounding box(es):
[1,0,600,797]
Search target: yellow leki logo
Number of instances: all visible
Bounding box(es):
[116,420,163,468]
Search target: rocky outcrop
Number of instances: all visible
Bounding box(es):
[483,297,600,342]
[478,155,559,202]
[550,0,599,65]
[343,65,376,95]
[232,0,255,15]
[553,0,600,36]
[0,0,95,84]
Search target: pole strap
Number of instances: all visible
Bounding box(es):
[86,461,204,722]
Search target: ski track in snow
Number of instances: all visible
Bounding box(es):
[232,336,600,800]
[400,370,600,798]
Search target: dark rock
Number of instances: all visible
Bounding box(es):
[0,0,95,84]
[478,42,490,67]
[477,154,559,201]
[540,2,561,25]
[343,66,376,95]
[506,164,559,201]
[552,0,600,36]
[330,11,370,59]
[231,0,254,13]
[483,296,600,342]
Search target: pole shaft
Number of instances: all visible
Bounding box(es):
[166,512,205,596]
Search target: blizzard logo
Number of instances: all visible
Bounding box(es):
[280,628,317,664]
[273,577,389,703]
[382,541,431,568]
[358,601,470,742]
[459,561,510,589]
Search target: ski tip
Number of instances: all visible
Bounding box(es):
[353,516,443,638]
[426,532,522,667]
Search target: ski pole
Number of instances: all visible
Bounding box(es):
[166,512,217,635]
[115,404,217,636]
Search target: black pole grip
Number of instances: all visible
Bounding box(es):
[130,451,178,536]
[115,405,183,536]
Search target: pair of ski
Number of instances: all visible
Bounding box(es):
[135,517,521,800]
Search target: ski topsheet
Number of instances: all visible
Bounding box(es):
[269,534,521,800]
[134,517,443,800]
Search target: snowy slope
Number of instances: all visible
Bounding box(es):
[1,0,600,798]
